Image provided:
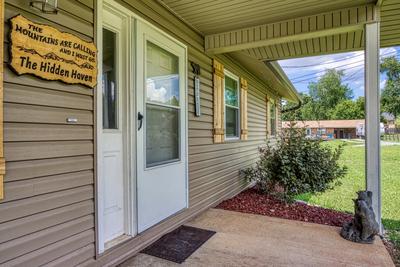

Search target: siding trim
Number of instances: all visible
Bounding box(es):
[0,0,4,200]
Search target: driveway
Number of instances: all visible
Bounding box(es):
[121,209,394,267]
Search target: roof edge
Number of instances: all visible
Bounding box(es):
[265,61,301,103]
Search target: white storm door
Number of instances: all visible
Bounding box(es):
[101,10,127,244]
[136,21,188,233]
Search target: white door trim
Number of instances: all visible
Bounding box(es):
[96,0,136,254]
[95,0,104,254]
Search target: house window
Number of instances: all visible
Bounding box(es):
[317,128,326,135]
[224,71,240,139]
[306,128,312,136]
[270,99,277,136]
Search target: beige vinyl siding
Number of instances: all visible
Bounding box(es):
[0,0,283,266]
[381,0,400,47]
[92,1,276,265]
[0,0,95,266]
[27,0,276,264]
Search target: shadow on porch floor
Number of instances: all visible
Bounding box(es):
[121,209,394,267]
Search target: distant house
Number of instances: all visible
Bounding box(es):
[382,112,396,129]
[282,120,365,139]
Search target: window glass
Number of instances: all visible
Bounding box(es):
[226,106,239,137]
[102,28,118,129]
[225,76,238,107]
[224,73,240,138]
[146,41,180,106]
[318,128,327,135]
[146,105,179,166]
[270,100,276,136]
[145,41,180,167]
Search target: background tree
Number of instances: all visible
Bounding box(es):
[355,96,365,115]
[330,98,364,120]
[308,69,353,119]
[282,93,310,121]
[381,56,400,119]
[283,69,360,121]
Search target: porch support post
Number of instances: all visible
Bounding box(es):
[364,21,382,232]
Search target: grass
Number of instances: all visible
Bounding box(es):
[296,139,400,264]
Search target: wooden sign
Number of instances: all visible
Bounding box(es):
[9,15,97,88]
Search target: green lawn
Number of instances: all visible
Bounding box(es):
[296,139,400,251]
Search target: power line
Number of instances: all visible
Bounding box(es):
[280,54,364,68]
[290,60,364,82]
[292,66,364,84]
[290,54,400,83]
[342,68,364,82]
[280,50,397,69]
[292,56,400,84]
[292,51,398,80]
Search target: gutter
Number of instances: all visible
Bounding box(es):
[281,100,302,113]
[266,61,301,104]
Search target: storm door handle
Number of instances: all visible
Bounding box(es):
[138,112,144,131]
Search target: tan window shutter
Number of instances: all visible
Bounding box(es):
[0,0,4,200]
[240,77,248,140]
[213,59,224,143]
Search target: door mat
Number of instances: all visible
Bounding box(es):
[141,225,216,264]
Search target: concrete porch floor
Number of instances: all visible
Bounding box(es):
[121,209,394,267]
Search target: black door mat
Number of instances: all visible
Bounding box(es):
[141,225,216,264]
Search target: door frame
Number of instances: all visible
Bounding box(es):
[95,0,188,255]
[96,0,136,254]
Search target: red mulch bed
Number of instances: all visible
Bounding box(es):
[383,238,400,267]
[216,188,353,227]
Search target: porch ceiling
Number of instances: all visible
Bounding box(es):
[158,0,376,35]
[159,0,400,61]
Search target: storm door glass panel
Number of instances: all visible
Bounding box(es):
[146,41,180,167]
[225,75,239,138]
[102,28,118,129]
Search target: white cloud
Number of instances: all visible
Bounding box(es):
[279,51,364,73]
[380,79,387,89]
[380,47,397,58]
[146,79,168,103]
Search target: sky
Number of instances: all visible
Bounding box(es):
[278,46,400,99]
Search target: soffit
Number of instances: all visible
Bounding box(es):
[159,0,376,35]
[160,0,400,61]
[241,0,400,61]
[158,0,400,102]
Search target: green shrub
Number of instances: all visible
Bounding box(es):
[242,122,347,202]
